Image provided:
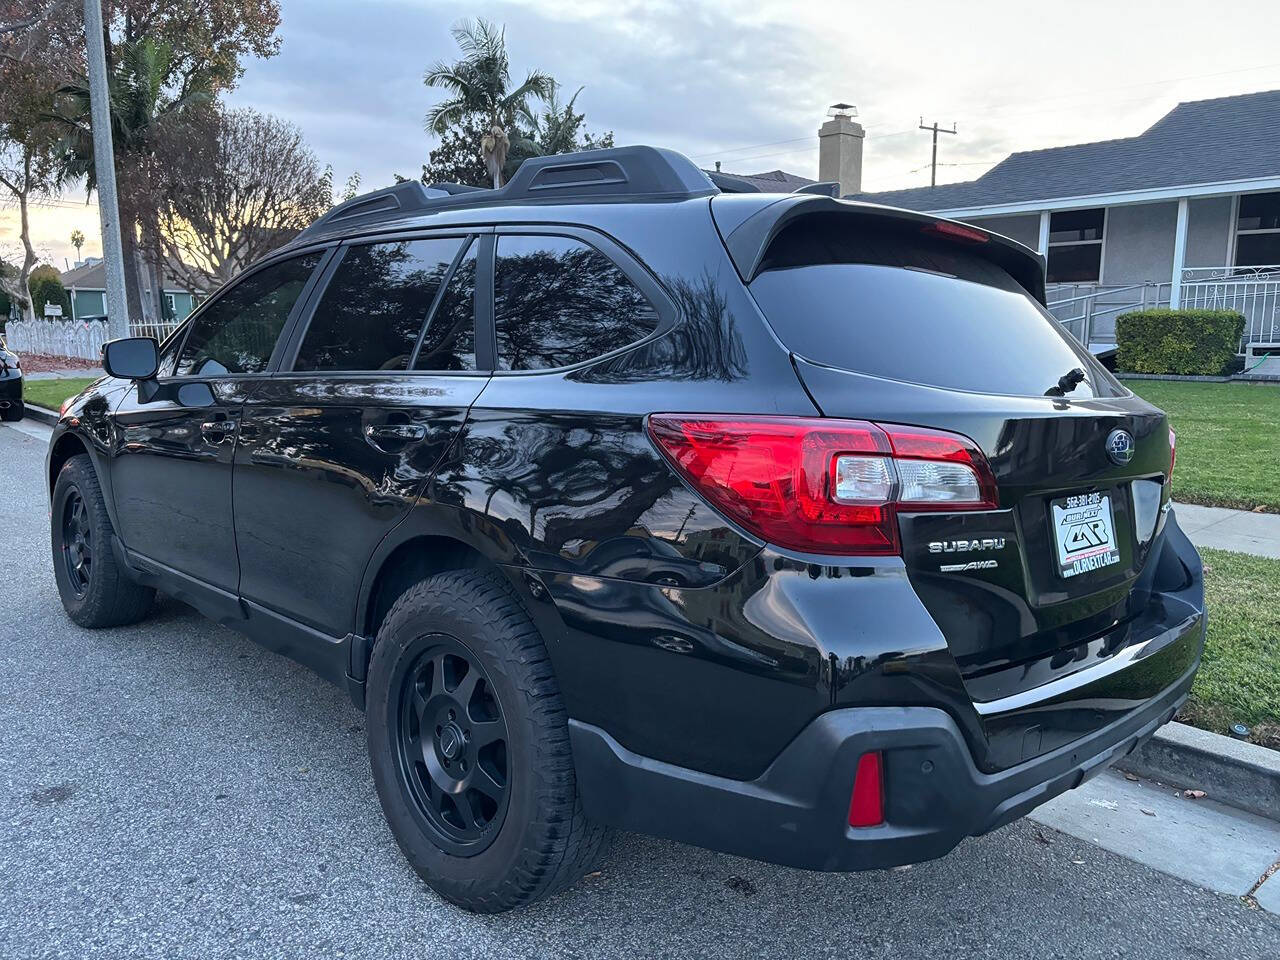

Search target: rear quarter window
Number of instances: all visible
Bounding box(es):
[749,221,1124,399]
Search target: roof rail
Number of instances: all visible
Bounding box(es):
[290,146,719,244]
[293,181,444,244]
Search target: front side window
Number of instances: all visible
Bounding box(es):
[1046,208,1105,283]
[176,253,322,376]
[1235,192,1280,267]
[493,235,658,371]
[295,237,464,372]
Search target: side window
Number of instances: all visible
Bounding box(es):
[176,253,322,376]
[493,236,659,371]
[413,240,477,371]
[295,237,464,372]
[156,322,188,377]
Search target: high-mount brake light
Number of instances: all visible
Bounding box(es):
[922,220,989,244]
[646,415,998,556]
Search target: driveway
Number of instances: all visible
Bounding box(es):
[1,420,1278,959]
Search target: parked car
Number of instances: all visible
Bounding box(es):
[0,335,23,421]
[44,147,1205,913]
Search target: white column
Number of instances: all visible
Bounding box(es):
[1037,210,1050,256]
[1170,197,1189,309]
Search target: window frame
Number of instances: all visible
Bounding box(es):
[278,228,491,378]
[162,244,337,382]
[486,224,676,377]
[1232,190,1280,269]
[1045,207,1107,284]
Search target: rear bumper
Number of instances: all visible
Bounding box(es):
[570,641,1198,872]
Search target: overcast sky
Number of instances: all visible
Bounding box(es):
[9,0,1280,268]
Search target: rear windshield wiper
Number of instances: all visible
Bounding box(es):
[1045,367,1086,397]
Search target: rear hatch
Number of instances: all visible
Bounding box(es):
[720,199,1175,701]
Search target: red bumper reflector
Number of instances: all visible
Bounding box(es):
[848,751,885,828]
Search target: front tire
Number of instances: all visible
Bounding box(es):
[366,569,608,913]
[51,454,155,627]
[0,398,21,422]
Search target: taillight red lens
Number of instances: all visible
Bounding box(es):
[848,751,885,828]
[646,415,998,556]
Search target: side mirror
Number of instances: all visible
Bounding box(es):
[102,337,160,381]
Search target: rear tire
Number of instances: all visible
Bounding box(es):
[366,568,609,913]
[51,454,155,627]
[0,399,21,421]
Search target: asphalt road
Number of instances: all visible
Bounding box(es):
[2,419,1279,959]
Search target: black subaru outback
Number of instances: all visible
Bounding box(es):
[46,147,1204,913]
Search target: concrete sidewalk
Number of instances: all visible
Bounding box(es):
[1176,502,1280,559]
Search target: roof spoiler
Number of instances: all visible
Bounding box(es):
[717,195,1047,303]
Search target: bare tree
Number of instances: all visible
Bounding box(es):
[154,105,330,288]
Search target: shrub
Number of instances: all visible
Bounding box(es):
[1115,308,1245,376]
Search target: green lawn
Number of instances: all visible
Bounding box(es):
[1128,380,1280,512]
[1183,547,1280,749]
[23,377,98,412]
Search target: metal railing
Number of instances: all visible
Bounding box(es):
[1180,264,1280,350]
[1046,282,1171,349]
[0,316,183,361]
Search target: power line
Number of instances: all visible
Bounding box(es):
[690,60,1280,171]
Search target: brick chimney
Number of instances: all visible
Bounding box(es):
[818,103,864,197]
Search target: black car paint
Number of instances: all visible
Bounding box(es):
[0,344,22,411]
[44,184,1205,869]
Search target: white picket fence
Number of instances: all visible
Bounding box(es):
[1,317,181,361]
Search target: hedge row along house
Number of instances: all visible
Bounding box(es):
[720,90,1280,371]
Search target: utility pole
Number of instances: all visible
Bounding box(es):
[83,0,129,340]
[918,118,957,188]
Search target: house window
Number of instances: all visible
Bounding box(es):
[1235,192,1280,267]
[1047,208,1105,283]
[164,293,176,319]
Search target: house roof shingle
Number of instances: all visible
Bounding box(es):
[60,258,205,292]
[853,88,1280,212]
[707,168,816,193]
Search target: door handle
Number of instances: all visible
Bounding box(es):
[365,423,427,444]
[200,419,236,442]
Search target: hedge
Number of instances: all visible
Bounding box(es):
[1115,308,1244,376]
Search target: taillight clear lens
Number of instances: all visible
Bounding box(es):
[647,415,998,556]
[833,455,895,503]
[1168,427,1176,485]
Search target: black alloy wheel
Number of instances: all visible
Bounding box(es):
[396,635,510,855]
[60,489,93,598]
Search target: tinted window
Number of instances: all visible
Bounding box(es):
[295,238,463,372]
[413,240,477,371]
[177,253,321,376]
[494,236,658,371]
[750,222,1122,398]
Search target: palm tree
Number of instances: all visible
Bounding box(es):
[423,19,553,188]
[51,38,211,323]
[69,228,84,263]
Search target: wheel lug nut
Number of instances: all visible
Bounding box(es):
[463,730,471,742]
[447,710,455,721]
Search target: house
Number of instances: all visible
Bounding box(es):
[720,91,1280,354]
[59,258,205,325]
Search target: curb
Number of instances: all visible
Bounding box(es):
[23,404,59,427]
[1117,721,1280,822]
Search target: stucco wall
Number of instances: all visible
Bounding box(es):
[1101,202,1178,284]
[965,213,1040,250]
[1185,196,1233,269]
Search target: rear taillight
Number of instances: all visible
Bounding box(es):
[646,415,998,556]
[1168,427,1177,486]
[847,751,885,828]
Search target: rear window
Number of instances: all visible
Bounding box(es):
[749,221,1124,398]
